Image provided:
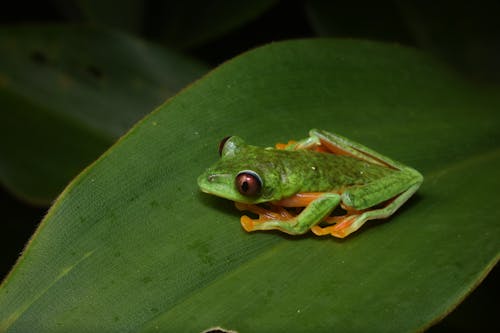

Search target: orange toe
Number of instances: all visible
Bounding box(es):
[240,215,255,232]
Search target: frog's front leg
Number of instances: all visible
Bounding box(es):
[235,193,341,235]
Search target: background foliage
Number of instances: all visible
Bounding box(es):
[1,1,499,332]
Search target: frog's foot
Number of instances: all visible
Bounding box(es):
[275,137,329,153]
[235,202,295,232]
[311,215,361,238]
[275,140,297,150]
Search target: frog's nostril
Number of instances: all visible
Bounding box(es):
[208,175,216,182]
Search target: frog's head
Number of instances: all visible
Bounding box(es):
[198,136,282,204]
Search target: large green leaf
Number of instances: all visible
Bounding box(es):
[0,39,499,332]
[0,25,207,204]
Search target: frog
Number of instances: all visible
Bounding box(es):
[197,129,423,238]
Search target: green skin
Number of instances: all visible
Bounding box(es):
[198,129,423,237]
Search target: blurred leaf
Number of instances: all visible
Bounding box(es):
[63,0,280,49]
[74,0,145,33]
[306,0,500,83]
[396,1,500,82]
[306,0,415,44]
[146,0,280,49]
[0,39,499,332]
[0,25,207,205]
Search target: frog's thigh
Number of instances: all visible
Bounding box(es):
[314,183,420,238]
[345,169,423,210]
[274,192,326,207]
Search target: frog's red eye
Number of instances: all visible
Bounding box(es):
[235,171,262,196]
[218,136,232,156]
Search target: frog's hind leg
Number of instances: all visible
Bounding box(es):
[277,129,409,169]
[276,129,392,157]
[311,129,407,169]
[311,183,420,238]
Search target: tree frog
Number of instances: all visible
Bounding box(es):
[198,129,423,238]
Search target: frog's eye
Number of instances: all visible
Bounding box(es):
[218,136,232,156]
[235,170,262,196]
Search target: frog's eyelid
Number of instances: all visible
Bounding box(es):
[237,170,262,183]
[218,136,232,156]
[219,136,245,157]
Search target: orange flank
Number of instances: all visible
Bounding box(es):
[273,192,327,207]
[312,145,330,153]
[318,138,355,157]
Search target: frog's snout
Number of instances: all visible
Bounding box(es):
[197,173,210,192]
[198,172,224,192]
[197,172,237,200]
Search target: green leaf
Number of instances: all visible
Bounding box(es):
[1,39,499,332]
[0,25,207,204]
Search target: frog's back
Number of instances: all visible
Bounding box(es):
[277,148,396,193]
